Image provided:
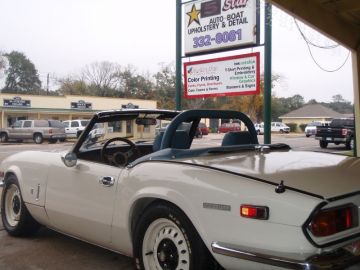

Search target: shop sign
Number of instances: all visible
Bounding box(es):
[122,103,139,109]
[3,96,31,108]
[184,52,260,98]
[71,100,92,110]
[184,0,259,56]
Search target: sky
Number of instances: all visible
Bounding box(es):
[0,0,354,103]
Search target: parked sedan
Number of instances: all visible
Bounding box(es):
[1,109,360,270]
[218,122,241,133]
[198,122,209,135]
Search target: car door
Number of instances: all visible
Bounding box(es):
[8,120,23,139]
[45,159,122,247]
[22,120,33,139]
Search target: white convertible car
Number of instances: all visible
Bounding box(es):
[1,109,360,270]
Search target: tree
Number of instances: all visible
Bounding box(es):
[82,61,119,97]
[0,51,6,73]
[2,51,41,93]
[57,76,89,96]
[327,94,353,114]
[153,63,176,109]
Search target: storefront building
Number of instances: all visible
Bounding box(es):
[0,94,157,129]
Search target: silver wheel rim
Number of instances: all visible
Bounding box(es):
[5,184,22,227]
[35,135,41,143]
[142,218,190,270]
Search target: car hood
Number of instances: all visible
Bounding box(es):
[178,150,360,199]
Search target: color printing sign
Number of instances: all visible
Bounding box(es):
[184,52,260,98]
[184,0,258,56]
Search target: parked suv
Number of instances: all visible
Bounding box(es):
[0,119,66,144]
[63,119,90,138]
[271,122,290,133]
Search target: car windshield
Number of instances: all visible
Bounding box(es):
[80,112,177,151]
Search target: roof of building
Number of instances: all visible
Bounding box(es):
[279,104,344,119]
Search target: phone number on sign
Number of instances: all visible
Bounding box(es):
[192,29,242,49]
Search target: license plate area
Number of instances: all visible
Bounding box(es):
[344,240,360,256]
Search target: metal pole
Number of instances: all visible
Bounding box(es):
[264,2,272,144]
[175,0,182,111]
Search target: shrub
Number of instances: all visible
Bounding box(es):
[286,123,298,132]
[299,124,307,132]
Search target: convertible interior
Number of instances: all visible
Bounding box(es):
[73,109,286,168]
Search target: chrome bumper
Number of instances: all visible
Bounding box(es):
[212,242,360,270]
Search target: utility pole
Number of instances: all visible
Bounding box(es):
[46,73,50,95]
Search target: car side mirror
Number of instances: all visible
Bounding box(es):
[61,152,77,167]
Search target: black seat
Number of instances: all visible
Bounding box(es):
[221,131,255,146]
[153,131,190,151]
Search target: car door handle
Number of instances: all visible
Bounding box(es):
[99,176,115,187]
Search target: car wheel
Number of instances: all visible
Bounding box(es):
[133,203,219,270]
[257,130,260,135]
[59,138,66,142]
[0,132,8,142]
[280,129,284,134]
[306,134,310,137]
[1,175,40,236]
[320,140,328,148]
[33,133,43,144]
[346,138,354,150]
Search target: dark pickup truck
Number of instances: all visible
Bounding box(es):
[315,118,355,150]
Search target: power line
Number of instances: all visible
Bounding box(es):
[294,18,350,72]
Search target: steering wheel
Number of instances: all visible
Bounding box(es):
[100,137,140,166]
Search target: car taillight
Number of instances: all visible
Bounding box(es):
[49,129,53,134]
[309,204,358,237]
[342,128,348,136]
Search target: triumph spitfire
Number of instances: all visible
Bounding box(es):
[1,109,360,270]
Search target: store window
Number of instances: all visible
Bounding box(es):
[108,121,122,132]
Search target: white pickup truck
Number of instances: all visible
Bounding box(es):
[0,119,66,144]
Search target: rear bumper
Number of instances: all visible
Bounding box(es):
[315,137,347,143]
[212,241,360,270]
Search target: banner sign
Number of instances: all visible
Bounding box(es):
[71,100,92,110]
[3,96,31,108]
[184,52,260,99]
[184,0,258,56]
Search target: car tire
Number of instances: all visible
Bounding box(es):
[320,140,328,148]
[1,175,40,236]
[0,132,8,143]
[133,203,220,270]
[346,138,354,150]
[306,134,310,138]
[280,129,284,134]
[33,133,43,144]
[59,138,66,142]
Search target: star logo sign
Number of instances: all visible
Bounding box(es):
[186,4,201,27]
